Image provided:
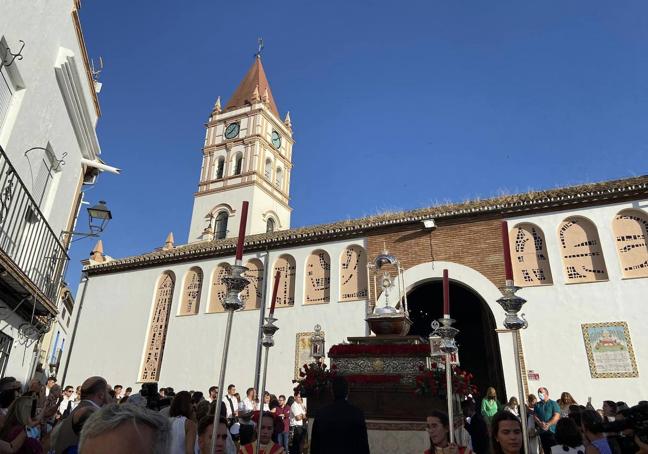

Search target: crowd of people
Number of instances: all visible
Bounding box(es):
[0,374,311,454]
[0,373,646,454]
[453,386,648,454]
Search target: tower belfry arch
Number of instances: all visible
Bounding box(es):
[188,55,294,243]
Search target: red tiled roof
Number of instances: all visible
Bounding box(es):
[224,57,280,118]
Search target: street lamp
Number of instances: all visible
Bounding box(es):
[86,201,112,234]
[62,200,113,241]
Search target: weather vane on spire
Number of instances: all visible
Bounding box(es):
[255,37,264,58]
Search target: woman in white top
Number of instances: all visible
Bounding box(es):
[504,397,520,417]
[169,391,197,454]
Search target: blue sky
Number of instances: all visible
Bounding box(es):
[68,0,648,288]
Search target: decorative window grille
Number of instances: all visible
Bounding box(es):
[559,217,608,283]
[214,211,228,239]
[612,210,648,278]
[510,223,553,286]
[273,255,296,306]
[0,331,12,377]
[208,263,231,313]
[241,259,264,310]
[140,272,175,382]
[340,245,368,301]
[305,250,331,304]
[180,267,203,315]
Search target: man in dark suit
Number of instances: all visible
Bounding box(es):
[310,376,370,454]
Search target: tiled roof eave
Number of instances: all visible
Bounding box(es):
[84,176,648,275]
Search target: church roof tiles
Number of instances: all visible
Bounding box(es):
[85,175,648,275]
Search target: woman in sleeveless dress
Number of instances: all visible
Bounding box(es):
[169,391,197,454]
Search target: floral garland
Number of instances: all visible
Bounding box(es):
[415,364,478,398]
[328,343,430,357]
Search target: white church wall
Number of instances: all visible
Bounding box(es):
[65,237,368,396]
[506,199,648,407]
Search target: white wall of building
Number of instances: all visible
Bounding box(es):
[506,199,648,407]
[0,0,104,381]
[65,238,368,396]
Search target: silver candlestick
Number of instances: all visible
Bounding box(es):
[255,315,279,454]
[431,317,459,444]
[210,264,249,454]
[497,281,529,454]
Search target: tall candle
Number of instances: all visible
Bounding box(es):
[235,201,249,262]
[443,269,450,316]
[269,270,281,316]
[501,221,513,282]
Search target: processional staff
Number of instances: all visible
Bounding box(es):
[254,269,281,454]
[210,201,250,454]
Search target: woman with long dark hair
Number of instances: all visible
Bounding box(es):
[168,391,197,454]
[425,410,472,454]
[491,411,523,454]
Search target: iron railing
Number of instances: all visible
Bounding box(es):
[0,146,69,306]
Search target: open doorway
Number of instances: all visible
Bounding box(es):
[407,280,506,399]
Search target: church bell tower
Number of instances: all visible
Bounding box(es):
[188,56,294,242]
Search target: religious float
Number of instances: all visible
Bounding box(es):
[294,250,478,454]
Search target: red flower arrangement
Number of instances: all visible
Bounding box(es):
[292,362,336,397]
[415,364,478,398]
[328,344,430,357]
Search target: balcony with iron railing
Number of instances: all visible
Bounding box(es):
[0,145,69,320]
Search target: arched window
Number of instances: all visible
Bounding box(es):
[264,158,272,180]
[340,245,368,302]
[275,166,283,188]
[559,217,608,283]
[273,255,296,307]
[208,263,231,313]
[242,259,264,310]
[214,211,228,239]
[216,157,225,179]
[233,153,243,176]
[305,250,331,304]
[612,209,648,278]
[140,271,175,381]
[179,267,203,315]
[266,218,275,233]
[510,223,553,286]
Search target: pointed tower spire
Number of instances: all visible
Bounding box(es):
[90,240,105,263]
[163,232,175,250]
[284,111,292,130]
[224,57,280,117]
[213,96,222,114]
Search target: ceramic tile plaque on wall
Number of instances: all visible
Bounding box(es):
[581,322,638,378]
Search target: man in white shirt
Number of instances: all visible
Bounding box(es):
[242,387,257,413]
[58,386,75,417]
[223,384,239,421]
[290,393,307,454]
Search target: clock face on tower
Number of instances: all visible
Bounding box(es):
[224,122,240,139]
[271,130,282,149]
